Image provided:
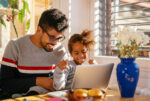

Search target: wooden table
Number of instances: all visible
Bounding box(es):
[3,90,150,101]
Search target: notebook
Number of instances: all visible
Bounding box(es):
[47,90,68,101]
[71,63,114,90]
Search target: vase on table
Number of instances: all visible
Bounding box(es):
[116,58,139,98]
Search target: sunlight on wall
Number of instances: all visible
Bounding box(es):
[68,0,71,38]
[94,0,100,56]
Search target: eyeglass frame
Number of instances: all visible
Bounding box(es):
[43,30,65,42]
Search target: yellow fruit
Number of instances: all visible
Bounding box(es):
[73,89,88,97]
[88,88,103,97]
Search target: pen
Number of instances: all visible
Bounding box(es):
[24,98,42,101]
[24,98,31,101]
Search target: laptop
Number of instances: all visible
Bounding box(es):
[71,63,114,90]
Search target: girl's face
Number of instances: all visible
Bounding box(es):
[71,42,88,65]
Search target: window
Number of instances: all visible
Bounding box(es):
[110,0,150,57]
[94,0,108,56]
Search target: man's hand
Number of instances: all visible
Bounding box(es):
[36,77,54,91]
[57,59,68,70]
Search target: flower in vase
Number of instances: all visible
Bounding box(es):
[112,26,150,58]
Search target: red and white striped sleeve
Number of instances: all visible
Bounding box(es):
[1,40,18,68]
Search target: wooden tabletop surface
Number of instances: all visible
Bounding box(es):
[3,89,150,101]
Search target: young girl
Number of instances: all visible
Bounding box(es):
[53,30,96,90]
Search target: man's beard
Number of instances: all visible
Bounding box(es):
[43,46,53,52]
[40,41,54,52]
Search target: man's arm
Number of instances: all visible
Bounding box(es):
[36,77,54,91]
[1,40,36,94]
[1,64,35,94]
[1,64,54,94]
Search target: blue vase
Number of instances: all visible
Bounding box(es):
[116,58,139,98]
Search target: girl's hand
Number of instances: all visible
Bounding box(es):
[58,59,68,71]
[88,58,96,64]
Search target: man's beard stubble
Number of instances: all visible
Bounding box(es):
[40,40,54,52]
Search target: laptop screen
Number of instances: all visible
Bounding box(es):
[71,63,114,90]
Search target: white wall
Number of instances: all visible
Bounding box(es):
[0,15,11,59]
[70,0,91,35]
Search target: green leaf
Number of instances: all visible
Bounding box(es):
[26,19,30,32]
[11,0,15,5]
[0,18,6,28]
[12,9,15,21]
[21,0,26,10]
[25,1,30,14]
[11,0,17,8]
[18,9,25,23]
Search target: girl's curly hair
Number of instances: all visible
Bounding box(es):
[68,29,95,53]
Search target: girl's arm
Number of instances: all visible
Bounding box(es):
[53,66,69,90]
[53,61,76,91]
[53,59,69,90]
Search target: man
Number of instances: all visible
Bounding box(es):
[0,8,68,97]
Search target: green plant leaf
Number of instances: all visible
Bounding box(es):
[11,0,15,5]
[0,18,6,28]
[23,0,26,9]
[26,19,30,32]
[25,1,30,14]
[18,9,25,23]
[21,0,25,4]
[10,0,17,8]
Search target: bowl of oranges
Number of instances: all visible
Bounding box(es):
[67,88,106,101]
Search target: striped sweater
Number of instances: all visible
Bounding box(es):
[0,35,67,95]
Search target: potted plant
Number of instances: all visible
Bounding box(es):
[0,0,30,37]
[112,26,149,98]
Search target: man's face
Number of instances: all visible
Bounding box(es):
[40,28,65,52]
[71,42,88,65]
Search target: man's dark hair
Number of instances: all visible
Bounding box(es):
[38,8,68,32]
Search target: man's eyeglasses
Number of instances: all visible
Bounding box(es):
[45,31,65,42]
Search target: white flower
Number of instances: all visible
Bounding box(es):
[141,33,150,45]
[111,26,150,58]
[113,26,149,45]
